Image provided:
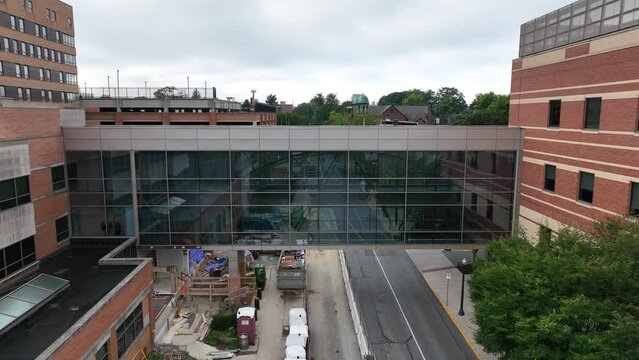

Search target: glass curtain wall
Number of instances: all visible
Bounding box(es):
[67,150,516,247]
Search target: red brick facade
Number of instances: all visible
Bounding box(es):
[510,32,639,239]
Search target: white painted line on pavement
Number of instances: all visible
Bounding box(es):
[374,250,427,360]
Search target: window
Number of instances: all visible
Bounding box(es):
[20,0,26,8]
[36,46,41,58]
[95,341,109,360]
[55,31,60,43]
[578,171,595,203]
[116,303,144,357]
[46,69,51,81]
[0,86,5,97]
[67,17,72,27]
[2,38,8,52]
[58,72,63,83]
[51,10,56,22]
[0,61,3,75]
[18,18,24,32]
[28,44,33,57]
[630,182,639,217]
[40,89,45,99]
[46,8,51,20]
[35,24,39,37]
[62,33,75,47]
[56,51,62,63]
[0,236,36,280]
[17,87,23,100]
[486,199,494,221]
[0,176,30,211]
[55,216,69,242]
[584,97,602,129]
[47,90,52,102]
[12,39,18,54]
[51,165,66,191]
[548,100,562,127]
[41,26,47,39]
[471,193,478,212]
[43,48,48,60]
[10,16,16,30]
[20,41,26,55]
[23,65,29,79]
[38,68,44,80]
[544,164,556,192]
[26,1,32,12]
[65,73,77,85]
[24,88,31,101]
[15,64,21,78]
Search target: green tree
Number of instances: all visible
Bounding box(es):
[454,92,509,125]
[191,89,202,99]
[432,87,467,120]
[266,93,278,105]
[154,86,183,99]
[241,99,251,111]
[326,93,340,106]
[469,218,639,359]
[401,92,426,106]
[379,89,434,106]
[310,93,325,107]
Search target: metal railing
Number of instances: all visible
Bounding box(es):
[79,87,223,100]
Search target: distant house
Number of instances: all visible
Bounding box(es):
[276,101,294,113]
[368,105,432,125]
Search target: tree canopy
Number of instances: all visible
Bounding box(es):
[275,92,354,126]
[454,92,509,125]
[378,89,434,106]
[432,87,468,120]
[266,93,278,105]
[153,86,184,99]
[469,218,639,359]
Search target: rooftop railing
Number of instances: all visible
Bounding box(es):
[79,87,227,100]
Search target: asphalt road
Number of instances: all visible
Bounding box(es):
[345,249,476,360]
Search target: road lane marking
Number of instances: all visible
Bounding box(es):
[373,250,427,360]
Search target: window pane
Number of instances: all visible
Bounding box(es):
[103,151,131,178]
[549,100,562,127]
[585,98,602,129]
[67,152,103,178]
[579,172,595,203]
[135,152,166,178]
[544,165,556,192]
[198,152,229,178]
[0,179,16,201]
[630,182,639,217]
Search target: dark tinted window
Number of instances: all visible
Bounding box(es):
[584,97,602,129]
[549,100,561,127]
[544,165,556,192]
[630,182,639,217]
[578,172,594,203]
[51,165,65,191]
[56,215,69,242]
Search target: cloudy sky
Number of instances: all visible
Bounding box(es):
[66,0,573,104]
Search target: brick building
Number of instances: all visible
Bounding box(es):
[0,1,154,360]
[510,0,639,240]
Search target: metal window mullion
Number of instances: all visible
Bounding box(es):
[460,129,469,246]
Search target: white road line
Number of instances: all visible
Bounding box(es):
[373,250,427,360]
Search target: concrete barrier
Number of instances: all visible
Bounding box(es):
[338,250,370,358]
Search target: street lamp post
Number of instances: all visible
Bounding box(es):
[457,257,473,316]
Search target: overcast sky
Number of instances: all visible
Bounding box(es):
[66,0,573,104]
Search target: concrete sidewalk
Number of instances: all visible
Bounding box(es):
[406,250,497,360]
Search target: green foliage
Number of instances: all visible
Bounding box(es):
[310,93,325,107]
[432,87,467,120]
[469,220,639,359]
[153,86,184,99]
[453,92,509,126]
[241,99,251,111]
[211,311,237,331]
[191,89,202,99]
[378,89,434,106]
[266,93,277,105]
[326,93,340,106]
[203,310,241,350]
[328,111,379,125]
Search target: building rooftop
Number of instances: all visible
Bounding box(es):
[519,0,639,57]
[0,243,136,360]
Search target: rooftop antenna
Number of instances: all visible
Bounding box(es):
[251,89,256,101]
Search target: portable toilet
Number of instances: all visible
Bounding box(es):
[289,324,308,337]
[289,308,307,326]
[236,307,257,345]
[286,333,308,348]
[255,263,266,289]
[285,345,307,359]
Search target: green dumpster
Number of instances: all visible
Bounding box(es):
[255,263,266,289]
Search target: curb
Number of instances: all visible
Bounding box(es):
[338,250,370,358]
[422,275,482,360]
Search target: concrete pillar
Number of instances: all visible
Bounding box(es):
[227,251,247,305]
